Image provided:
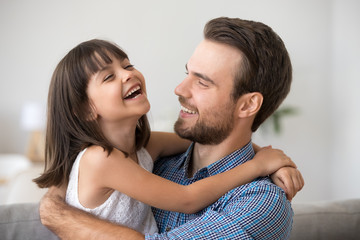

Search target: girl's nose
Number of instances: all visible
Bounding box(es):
[121,69,133,83]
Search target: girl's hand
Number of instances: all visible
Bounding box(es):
[271,167,305,201]
[252,146,296,177]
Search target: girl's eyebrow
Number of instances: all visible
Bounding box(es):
[98,65,111,73]
[92,65,112,82]
[185,64,216,85]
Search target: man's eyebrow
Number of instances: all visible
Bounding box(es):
[185,63,216,85]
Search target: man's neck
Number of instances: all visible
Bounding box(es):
[190,130,252,177]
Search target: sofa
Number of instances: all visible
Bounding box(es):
[291,199,360,239]
[0,199,359,239]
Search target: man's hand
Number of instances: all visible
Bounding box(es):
[271,167,304,201]
[39,185,67,228]
[39,185,145,240]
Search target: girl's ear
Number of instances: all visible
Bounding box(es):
[237,92,263,118]
[85,103,98,121]
[86,111,98,121]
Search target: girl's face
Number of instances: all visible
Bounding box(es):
[86,57,150,126]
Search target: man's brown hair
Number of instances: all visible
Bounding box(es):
[204,17,292,131]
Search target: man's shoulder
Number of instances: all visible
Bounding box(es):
[232,176,288,197]
[217,177,292,212]
[212,177,293,239]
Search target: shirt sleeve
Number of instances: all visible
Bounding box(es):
[145,181,293,240]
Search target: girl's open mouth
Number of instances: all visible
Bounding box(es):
[124,85,142,100]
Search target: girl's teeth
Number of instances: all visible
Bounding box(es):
[125,86,140,98]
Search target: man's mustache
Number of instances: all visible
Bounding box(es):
[178,96,197,112]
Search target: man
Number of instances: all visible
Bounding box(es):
[39,17,302,239]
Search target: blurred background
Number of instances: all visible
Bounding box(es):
[0,0,359,204]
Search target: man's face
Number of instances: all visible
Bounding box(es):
[174,40,243,145]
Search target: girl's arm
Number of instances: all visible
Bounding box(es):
[146,131,191,161]
[253,144,305,200]
[83,146,295,214]
[271,167,304,201]
[146,136,303,200]
[252,143,262,153]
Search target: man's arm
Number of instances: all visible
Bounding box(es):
[40,187,144,240]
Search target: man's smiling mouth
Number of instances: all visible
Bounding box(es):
[181,105,197,114]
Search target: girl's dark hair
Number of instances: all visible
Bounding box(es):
[204,17,292,132]
[34,39,150,188]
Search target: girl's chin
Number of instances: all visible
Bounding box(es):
[138,104,151,116]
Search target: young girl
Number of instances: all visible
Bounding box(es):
[34,39,296,234]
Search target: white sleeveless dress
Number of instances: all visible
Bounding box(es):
[65,148,158,234]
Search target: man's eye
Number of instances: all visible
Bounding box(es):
[198,80,208,87]
[185,71,189,75]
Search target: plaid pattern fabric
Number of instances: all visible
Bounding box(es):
[145,142,293,239]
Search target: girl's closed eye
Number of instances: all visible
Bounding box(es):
[125,64,135,70]
[104,73,114,81]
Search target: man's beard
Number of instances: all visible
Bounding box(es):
[174,98,235,145]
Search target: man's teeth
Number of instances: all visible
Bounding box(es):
[125,86,140,98]
[181,106,197,114]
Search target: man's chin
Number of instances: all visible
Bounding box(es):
[174,121,194,141]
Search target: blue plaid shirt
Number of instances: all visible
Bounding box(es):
[145,142,293,239]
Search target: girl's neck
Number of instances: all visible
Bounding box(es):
[99,118,138,154]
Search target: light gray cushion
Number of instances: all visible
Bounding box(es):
[290,199,360,240]
[0,203,58,240]
[1,199,360,239]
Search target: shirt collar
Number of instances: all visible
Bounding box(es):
[182,141,255,178]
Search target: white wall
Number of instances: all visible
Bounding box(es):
[331,0,360,200]
[0,0,359,202]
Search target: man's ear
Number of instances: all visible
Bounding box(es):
[237,92,263,118]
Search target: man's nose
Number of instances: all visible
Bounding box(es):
[174,77,191,98]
